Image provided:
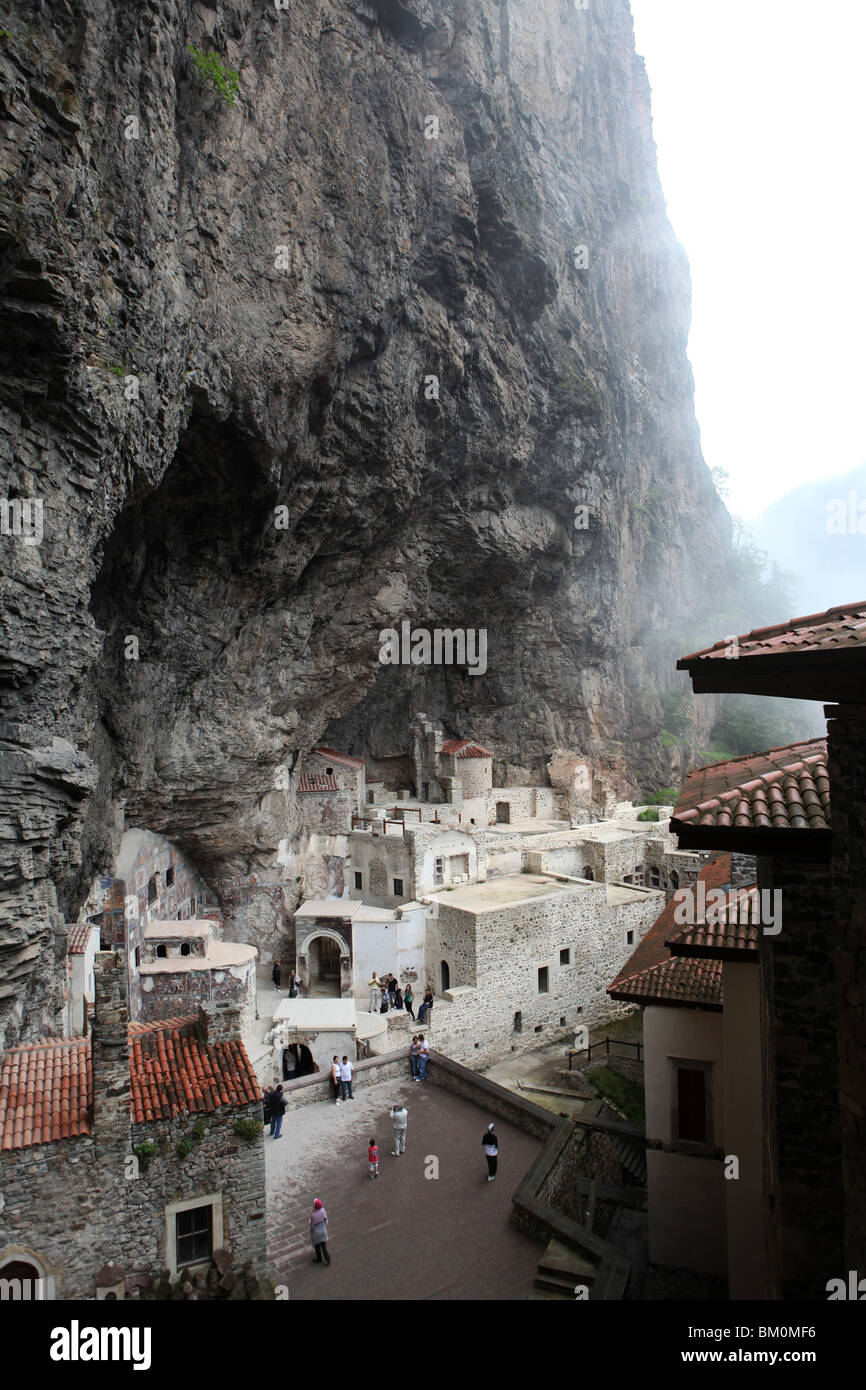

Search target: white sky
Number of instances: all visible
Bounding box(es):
[629,0,866,519]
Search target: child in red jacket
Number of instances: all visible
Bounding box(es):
[368,1138,379,1179]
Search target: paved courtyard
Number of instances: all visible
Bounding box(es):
[266,1073,544,1300]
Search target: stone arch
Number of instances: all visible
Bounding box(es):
[0,1248,52,1298]
[297,926,350,997]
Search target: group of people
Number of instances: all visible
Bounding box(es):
[367,972,435,1024]
[329,1054,355,1103]
[308,1117,500,1267]
[271,960,301,996]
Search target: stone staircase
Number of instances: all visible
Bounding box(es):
[530,1237,597,1301]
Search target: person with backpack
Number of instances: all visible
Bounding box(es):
[270,1084,287,1139]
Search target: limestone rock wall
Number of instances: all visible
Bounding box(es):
[1,0,731,1043]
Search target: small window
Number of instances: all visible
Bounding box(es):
[440,959,450,991]
[354,872,363,890]
[582,867,594,881]
[393,878,404,897]
[156,944,167,959]
[513,1011,522,1033]
[560,1016,566,1026]
[176,1205,213,1266]
[560,948,570,966]
[674,1065,711,1144]
[537,966,549,994]
[649,868,660,888]
[534,1024,543,1033]
[147,876,158,905]
[367,790,375,803]
[180,942,190,957]
[670,870,680,890]
[134,947,140,967]
[166,866,175,888]
[325,766,333,775]
[626,930,634,945]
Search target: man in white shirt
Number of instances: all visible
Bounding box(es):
[389,1103,408,1155]
[368,973,380,1013]
[339,1055,354,1101]
[417,1034,430,1081]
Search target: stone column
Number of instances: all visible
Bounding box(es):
[91,950,131,1159]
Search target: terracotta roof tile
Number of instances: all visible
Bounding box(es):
[313,747,365,770]
[297,773,339,793]
[609,853,731,989]
[67,923,95,955]
[608,955,723,1010]
[679,600,866,663]
[440,738,493,758]
[0,1037,91,1151]
[671,739,830,834]
[0,1018,260,1150]
[666,886,761,958]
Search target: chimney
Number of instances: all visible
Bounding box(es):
[91,950,130,1149]
[198,1000,242,1045]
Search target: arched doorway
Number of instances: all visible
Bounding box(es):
[0,1258,45,1299]
[308,935,341,996]
[440,959,450,992]
[282,1044,316,1080]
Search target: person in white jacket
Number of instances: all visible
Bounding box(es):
[389,1102,408,1155]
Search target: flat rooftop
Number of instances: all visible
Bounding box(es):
[294,900,365,920]
[266,1072,542,1300]
[273,998,357,1031]
[427,872,584,912]
[145,920,213,938]
[139,939,257,973]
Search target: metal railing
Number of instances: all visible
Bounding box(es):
[568,1037,643,1070]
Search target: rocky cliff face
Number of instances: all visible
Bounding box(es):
[0,0,732,1042]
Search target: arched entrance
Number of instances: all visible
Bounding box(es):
[308,935,341,996]
[0,1258,45,1299]
[440,959,450,992]
[282,1044,316,1080]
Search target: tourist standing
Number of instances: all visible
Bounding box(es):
[368,972,381,1013]
[482,1123,498,1181]
[417,1034,430,1081]
[310,1199,331,1265]
[410,1035,421,1080]
[272,959,282,991]
[387,975,398,1009]
[394,985,404,1012]
[339,1054,354,1100]
[330,1055,342,1105]
[262,1086,272,1126]
[270,1085,287,1139]
[404,984,415,1020]
[389,1102,408,1156]
[379,986,389,1015]
[368,1137,379,1179]
[288,968,299,998]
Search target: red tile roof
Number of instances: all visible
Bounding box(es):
[0,1037,91,1150]
[0,1018,260,1150]
[671,739,830,833]
[608,854,730,1011]
[313,747,365,770]
[679,601,866,663]
[666,887,760,959]
[68,923,96,955]
[297,773,339,793]
[609,956,723,1011]
[128,1016,260,1124]
[441,738,493,758]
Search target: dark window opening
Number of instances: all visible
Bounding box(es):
[176,1205,213,1266]
[325,766,333,775]
[560,948,571,965]
[147,876,158,905]
[626,930,634,945]
[537,966,549,994]
[560,1016,566,1026]
[134,947,140,967]
[440,959,450,992]
[180,942,190,956]
[676,1066,709,1143]
[156,944,167,959]
[582,867,594,881]
[393,878,404,897]
[367,790,375,803]
[670,870,680,890]
[534,1024,543,1033]
[513,1011,522,1033]
[166,867,175,888]
[354,872,363,890]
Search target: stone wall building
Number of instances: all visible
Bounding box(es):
[138,921,257,1036]
[0,953,265,1299]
